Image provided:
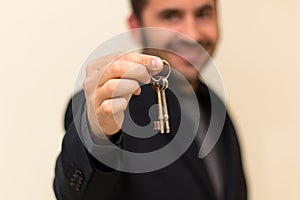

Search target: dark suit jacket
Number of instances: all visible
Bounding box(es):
[53,82,247,200]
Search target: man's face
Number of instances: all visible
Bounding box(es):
[132,0,219,83]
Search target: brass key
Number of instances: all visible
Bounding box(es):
[161,77,170,133]
[150,60,171,134]
[151,77,165,134]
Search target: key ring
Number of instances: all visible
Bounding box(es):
[150,60,171,82]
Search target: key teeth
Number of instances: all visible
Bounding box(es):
[160,119,164,134]
[165,121,170,134]
[154,121,170,134]
[153,121,160,131]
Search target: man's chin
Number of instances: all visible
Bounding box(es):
[181,70,199,82]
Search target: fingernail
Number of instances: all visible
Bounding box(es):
[151,57,162,69]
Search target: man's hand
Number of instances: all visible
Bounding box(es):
[83,53,163,139]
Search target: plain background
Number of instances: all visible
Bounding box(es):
[1,0,299,199]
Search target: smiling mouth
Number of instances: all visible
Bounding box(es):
[171,46,209,66]
[166,39,211,64]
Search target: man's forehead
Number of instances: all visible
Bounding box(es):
[144,0,216,11]
[146,0,215,6]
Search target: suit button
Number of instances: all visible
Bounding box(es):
[69,169,84,191]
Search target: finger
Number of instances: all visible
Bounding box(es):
[96,97,128,135]
[97,97,129,117]
[97,60,153,86]
[98,111,125,136]
[86,52,163,73]
[83,71,101,98]
[95,79,140,105]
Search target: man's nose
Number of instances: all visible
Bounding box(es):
[179,16,202,42]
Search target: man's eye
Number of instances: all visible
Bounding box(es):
[198,11,210,18]
[196,8,213,19]
[162,11,180,21]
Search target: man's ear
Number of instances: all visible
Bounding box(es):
[127,14,140,30]
[127,14,142,45]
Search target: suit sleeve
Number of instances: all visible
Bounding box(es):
[53,91,122,200]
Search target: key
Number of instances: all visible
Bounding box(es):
[151,77,165,134]
[150,59,172,134]
[161,77,170,133]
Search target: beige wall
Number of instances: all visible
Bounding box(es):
[215,1,300,199]
[0,0,299,199]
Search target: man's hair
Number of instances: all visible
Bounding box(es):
[131,0,217,20]
[130,0,148,20]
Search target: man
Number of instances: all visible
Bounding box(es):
[54,0,247,199]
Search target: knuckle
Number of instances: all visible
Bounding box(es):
[106,80,117,95]
[101,101,113,115]
[83,78,91,92]
[83,77,94,91]
[141,56,148,66]
[136,53,149,66]
[110,60,123,75]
